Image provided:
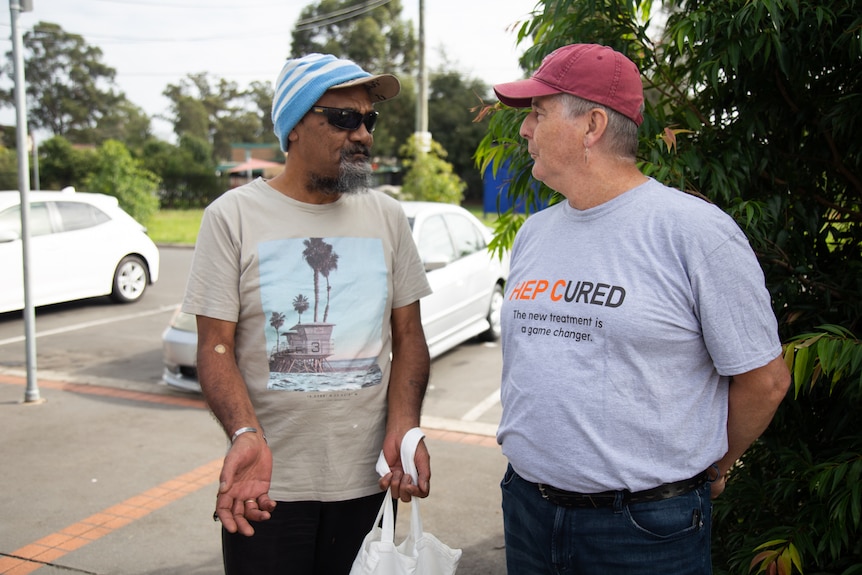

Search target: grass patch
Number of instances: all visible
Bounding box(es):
[148,203,497,246]
[148,209,203,245]
[465,203,500,226]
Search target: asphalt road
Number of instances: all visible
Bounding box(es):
[0,245,504,434]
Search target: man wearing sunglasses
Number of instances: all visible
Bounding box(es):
[183,53,433,575]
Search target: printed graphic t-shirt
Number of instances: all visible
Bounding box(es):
[183,179,431,502]
[497,178,782,493]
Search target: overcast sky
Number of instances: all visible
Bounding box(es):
[1,0,537,140]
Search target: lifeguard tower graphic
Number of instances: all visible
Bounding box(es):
[268,237,338,374]
[269,322,334,373]
[260,235,386,391]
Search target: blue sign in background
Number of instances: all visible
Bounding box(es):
[482,161,549,215]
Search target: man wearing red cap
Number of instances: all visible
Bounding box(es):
[493,44,790,573]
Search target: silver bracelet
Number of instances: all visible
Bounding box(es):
[230,426,258,443]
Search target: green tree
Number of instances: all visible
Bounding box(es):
[291,0,417,76]
[163,73,275,161]
[399,134,466,204]
[0,145,18,189]
[246,80,275,140]
[474,1,862,573]
[0,22,135,143]
[428,67,493,202]
[35,136,98,191]
[92,99,152,150]
[137,135,222,209]
[84,140,159,225]
[729,325,862,575]
[165,93,210,143]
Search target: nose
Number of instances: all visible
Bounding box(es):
[520,112,536,140]
[349,123,374,144]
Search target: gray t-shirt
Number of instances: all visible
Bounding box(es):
[497,178,781,493]
[183,179,431,502]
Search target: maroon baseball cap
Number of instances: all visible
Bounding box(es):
[494,44,644,126]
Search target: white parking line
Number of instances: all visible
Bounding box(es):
[0,304,179,346]
[421,415,499,438]
[461,388,501,422]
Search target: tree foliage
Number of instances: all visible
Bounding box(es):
[137,135,225,209]
[91,98,152,151]
[162,73,274,161]
[0,21,145,144]
[2,14,490,201]
[399,134,465,205]
[36,136,98,191]
[291,0,417,75]
[84,140,159,225]
[474,1,862,573]
[428,67,493,201]
[657,0,862,340]
[0,145,19,189]
[722,325,862,575]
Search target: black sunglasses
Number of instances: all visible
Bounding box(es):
[310,106,379,133]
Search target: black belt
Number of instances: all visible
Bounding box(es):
[537,471,709,508]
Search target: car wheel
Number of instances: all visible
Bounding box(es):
[111,255,149,303]
[478,284,504,342]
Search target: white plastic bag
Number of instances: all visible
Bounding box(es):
[350,428,461,575]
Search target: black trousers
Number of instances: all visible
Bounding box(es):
[222,491,388,575]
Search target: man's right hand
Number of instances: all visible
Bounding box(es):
[214,433,276,536]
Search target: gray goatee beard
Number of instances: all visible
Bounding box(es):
[309,146,372,196]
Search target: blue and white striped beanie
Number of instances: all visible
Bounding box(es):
[272,53,401,151]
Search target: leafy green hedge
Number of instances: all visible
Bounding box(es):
[715,326,862,575]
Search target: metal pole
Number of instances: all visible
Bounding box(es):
[10,0,41,403]
[415,0,430,153]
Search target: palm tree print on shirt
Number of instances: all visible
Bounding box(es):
[302,238,336,323]
[257,235,386,389]
[293,294,310,324]
[269,311,285,353]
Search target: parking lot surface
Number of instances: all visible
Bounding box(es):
[0,372,508,575]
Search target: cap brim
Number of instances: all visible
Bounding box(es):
[493,78,562,108]
[332,74,401,103]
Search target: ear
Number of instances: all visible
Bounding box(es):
[584,108,609,147]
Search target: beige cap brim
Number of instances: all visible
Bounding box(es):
[331,74,401,103]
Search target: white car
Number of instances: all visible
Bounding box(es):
[0,188,160,314]
[161,201,508,392]
[401,201,508,357]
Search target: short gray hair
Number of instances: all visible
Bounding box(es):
[558,93,640,160]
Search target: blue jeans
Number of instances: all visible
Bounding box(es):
[501,464,712,575]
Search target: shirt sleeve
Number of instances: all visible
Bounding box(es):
[182,201,242,322]
[692,230,782,376]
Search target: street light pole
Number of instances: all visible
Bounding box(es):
[9,0,41,403]
[415,0,430,153]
